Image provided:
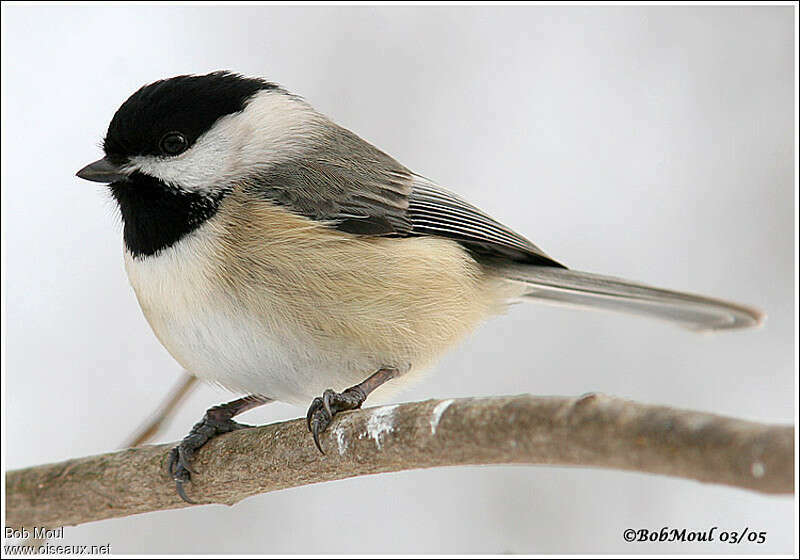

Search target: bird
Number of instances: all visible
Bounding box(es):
[76,71,763,502]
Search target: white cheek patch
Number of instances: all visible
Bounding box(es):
[127,90,323,194]
[129,128,235,194]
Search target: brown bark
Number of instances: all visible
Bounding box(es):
[6,394,794,529]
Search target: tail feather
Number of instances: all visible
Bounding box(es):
[497,265,763,332]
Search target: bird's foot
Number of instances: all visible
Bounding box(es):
[306,386,367,453]
[167,407,252,503]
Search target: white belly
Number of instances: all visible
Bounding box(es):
[122,201,520,408]
[123,226,383,407]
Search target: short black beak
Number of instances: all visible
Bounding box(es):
[76,157,128,183]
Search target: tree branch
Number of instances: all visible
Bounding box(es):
[6,394,793,529]
[121,372,198,449]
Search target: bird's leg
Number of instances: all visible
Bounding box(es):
[167,394,273,503]
[306,368,398,453]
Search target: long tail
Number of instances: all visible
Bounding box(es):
[497,264,764,332]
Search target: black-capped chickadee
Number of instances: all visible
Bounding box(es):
[76,71,763,502]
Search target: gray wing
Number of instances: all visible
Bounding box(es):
[249,121,563,266]
[247,124,413,235]
[408,175,562,266]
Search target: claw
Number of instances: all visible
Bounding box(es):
[303,371,395,454]
[169,448,196,504]
[175,480,196,504]
[165,395,272,502]
[322,389,335,418]
[167,448,179,477]
[311,415,326,454]
[177,448,198,475]
[305,386,370,454]
[307,397,322,431]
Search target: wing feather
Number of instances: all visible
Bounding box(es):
[408,176,563,265]
[248,120,562,266]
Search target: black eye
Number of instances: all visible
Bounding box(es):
[159,132,188,156]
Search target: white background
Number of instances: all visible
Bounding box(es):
[2,5,795,554]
